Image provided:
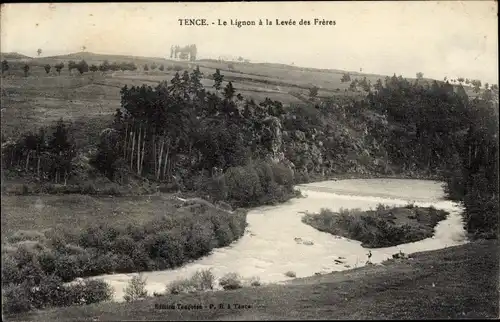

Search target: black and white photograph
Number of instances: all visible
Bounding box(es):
[1,2,498,320]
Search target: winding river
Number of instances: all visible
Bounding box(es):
[92,179,468,302]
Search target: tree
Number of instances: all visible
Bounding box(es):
[159,64,164,71]
[144,64,149,71]
[151,63,157,70]
[54,63,64,75]
[223,82,235,100]
[89,64,98,72]
[37,48,42,57]
[99,60,110,72]
[309,86,319,99]
[213,69,224,91]
[77,60,89,74]
[416,72,424,79]
[1,60,9,74]
[484,83,489,90]
[349,80,357,91]
[23,64,30,77]
[374,79,383,92]
[68,60,77,73]
[457,77,464,84]
[44,64,51,74]
[472,79,482,93]
[341,73,351,83]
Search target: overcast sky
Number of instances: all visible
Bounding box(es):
[1,2,498,84]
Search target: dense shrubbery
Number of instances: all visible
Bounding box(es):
[194,161,295,207]
[302,205,448,248]
[2,201,246,313]
[2,276,113,314]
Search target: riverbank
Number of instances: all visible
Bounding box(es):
[7,240,498,320]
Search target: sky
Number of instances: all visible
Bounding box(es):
[1,2,498,84]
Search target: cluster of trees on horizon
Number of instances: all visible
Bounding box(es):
[170,44,197,61]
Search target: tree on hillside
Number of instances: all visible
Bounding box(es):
[457,77,464,84]
[309,86,319,99]
[341,73,351,83]
[159,64,164,71]
[465,78,470,85]
[374,79,383,92]
[349,80,357,91]
[151,63,157,70]
[1,60,9,74]
[44,64,51,74]
[99,60,110,72]
[89,64,98,72]
[23,64,30,77]
[416,72,424,79]
[37,48,42,57]
[213,69,224,91]
[223,81,235,100]
[68,60,77,73]
[54,63,64,75]
[472,79,482,93]
[144,64,149,71]
[484,83,489,90]
[77,60,89,74]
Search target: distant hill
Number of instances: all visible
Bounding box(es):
[46,51,167,63]
[1,52,32,60]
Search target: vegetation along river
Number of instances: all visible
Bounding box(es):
[90,179,468,302]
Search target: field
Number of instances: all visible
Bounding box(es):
[7,240,498,320]
[0,194,181,238]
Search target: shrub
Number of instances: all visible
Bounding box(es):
[249,276,261,287]
[192,269,215,291]
[2,282,33,313]
[123,274,148,302]
[219,272,243,290]
[167,278,197,294]
[284,271,296,278]
[67,279,114,305]
[224,165,263,207]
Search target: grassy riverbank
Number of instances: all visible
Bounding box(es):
[302,204,448,248]
[6,240,498,320]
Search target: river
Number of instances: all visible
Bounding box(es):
[91,179,468,302]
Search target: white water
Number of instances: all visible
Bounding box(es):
[90,179,467,302]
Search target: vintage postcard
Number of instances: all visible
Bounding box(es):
[1,1,498,320]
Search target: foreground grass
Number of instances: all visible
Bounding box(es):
[6,240,498,320]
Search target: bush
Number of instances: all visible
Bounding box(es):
[284,271,296,278]
[2,282,34,313]
[167,278,197,294]
[219,272,243,290]
[249,276,261,287]
[123,274,148,302]
[193,269,215,291]
[67,279,114,305]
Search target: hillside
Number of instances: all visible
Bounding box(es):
[0,52,32,60]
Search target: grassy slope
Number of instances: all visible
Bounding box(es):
[0,194,181,238]
[6,240,498,321]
